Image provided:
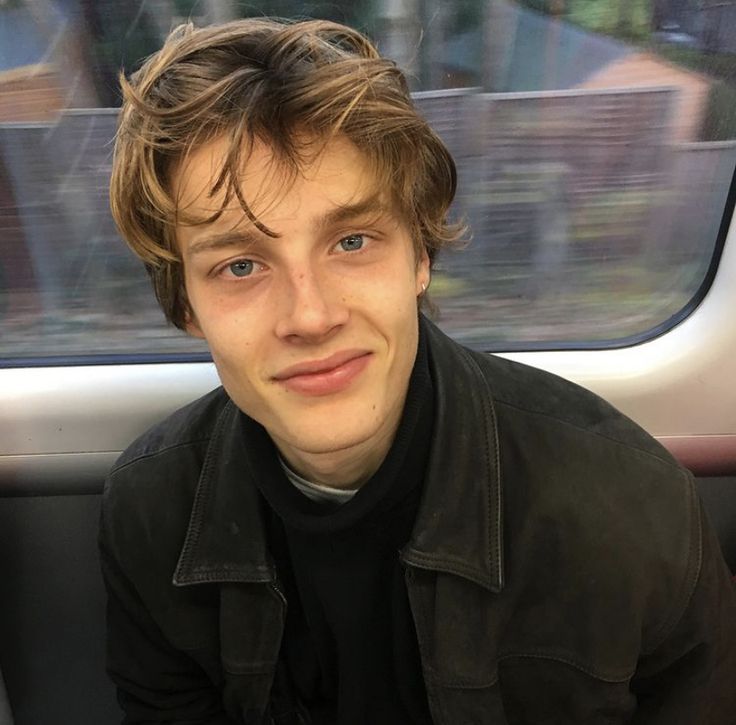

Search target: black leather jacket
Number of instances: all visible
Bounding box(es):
[100,318,736,724]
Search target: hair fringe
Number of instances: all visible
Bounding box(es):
[110,18,466,328]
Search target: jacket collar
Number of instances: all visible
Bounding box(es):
[173,400,275,586]
[174,316,504,593]
[402,318,504,592]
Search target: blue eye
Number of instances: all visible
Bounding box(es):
[339,234,364,252]
[228,260,254,277]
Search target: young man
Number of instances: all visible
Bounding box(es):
[101,18,736,725]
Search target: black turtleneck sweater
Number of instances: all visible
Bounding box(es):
[241,330,434,724]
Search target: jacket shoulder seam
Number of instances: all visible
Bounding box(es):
[497,650,635,683]
[424,650,636,690]
[110,437,212,477]
[495,398,678,472]
[642,471,703,654]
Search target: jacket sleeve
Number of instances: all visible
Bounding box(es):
[631,496,736,724]
[99,512,237,725]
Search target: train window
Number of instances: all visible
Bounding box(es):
[1,0,735,363]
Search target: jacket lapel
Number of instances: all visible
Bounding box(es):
[402,317,505,593]
[173,399,275,586]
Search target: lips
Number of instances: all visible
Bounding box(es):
[273,350,372,396]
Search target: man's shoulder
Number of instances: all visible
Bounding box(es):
[424,317,684,487]
[467,345,679,472]
[464,346,697,570]
[473,352,707,673]
[103,386,231,525]
[101,386,232,557]
[455,344,701,654]
[112,385,231,473]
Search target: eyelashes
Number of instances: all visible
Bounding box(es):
[211,231,379,281]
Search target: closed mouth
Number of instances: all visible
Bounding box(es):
[273,350,371,381]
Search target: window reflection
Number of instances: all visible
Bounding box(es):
[1,0,735,359]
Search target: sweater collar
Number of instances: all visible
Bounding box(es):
[174,315,503,593]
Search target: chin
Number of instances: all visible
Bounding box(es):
[285,424,378,456]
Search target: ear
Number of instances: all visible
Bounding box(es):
[184,309,205,339]
[415,247,430,296]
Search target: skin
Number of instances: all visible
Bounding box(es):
[173,135,430,489]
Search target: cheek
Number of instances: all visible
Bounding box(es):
[211,348,265,411]
[202,313,264,386]
[194,288,254,336]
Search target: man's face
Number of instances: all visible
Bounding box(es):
[174,135,429,475]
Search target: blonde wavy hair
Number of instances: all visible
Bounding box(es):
[110,18,462,329]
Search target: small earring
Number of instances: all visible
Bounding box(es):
[421,282,426,293]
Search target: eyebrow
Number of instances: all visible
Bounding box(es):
[316,195,391,232]
[185,194,391,258]
[185,229,264,259]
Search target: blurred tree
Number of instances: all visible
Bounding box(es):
[650,0,668,29]
[650,0,690,30]
[617,0,634,36]
[483,0,514,91]
[171,0,376,31]
[23,0,99,107]
[78,0,163,105]
[419,0,449,89]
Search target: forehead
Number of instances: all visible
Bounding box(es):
[170,134,383,227]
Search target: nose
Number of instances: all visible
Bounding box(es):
[274,263,348,343]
